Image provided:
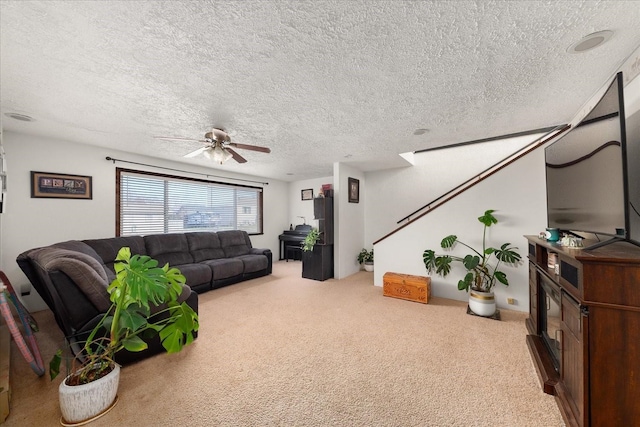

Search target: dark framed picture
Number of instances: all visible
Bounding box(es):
[301,188,314,200]
[348,177,359,203]
[31,171,93,199]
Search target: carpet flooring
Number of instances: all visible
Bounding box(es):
[4,261,564,426]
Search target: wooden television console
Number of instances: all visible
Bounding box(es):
[525,236,640,427]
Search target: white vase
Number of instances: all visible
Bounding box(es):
[59,363,120,424]
[468,290,496,317]
[364,262,374,272]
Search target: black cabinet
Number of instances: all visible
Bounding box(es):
[314,196,333,245]
[302,245,333,281]
[302,196,334,281]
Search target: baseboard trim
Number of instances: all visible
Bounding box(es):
[0,325,11,423]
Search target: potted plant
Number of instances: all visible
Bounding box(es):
[422,210,521,317]
[301,228,321,252]
[50,247,199,424]
[302,228,332,281]
[357,248,374,272]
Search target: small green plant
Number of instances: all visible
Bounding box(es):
[50,247,199,385]
[357,248,374,264]
[422,210,521,293]
[302,228,321,252]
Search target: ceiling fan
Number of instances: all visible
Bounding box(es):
[154,128,271,164]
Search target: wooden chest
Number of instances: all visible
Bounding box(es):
[383,272,431,304]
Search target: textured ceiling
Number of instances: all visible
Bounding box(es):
[1,1,640,181]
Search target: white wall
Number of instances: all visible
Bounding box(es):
[373,149,547,312]
[0,131,289,312]
[287,176,332,230]
[364,134,540,247]
[367,57,640,313]
[334,163,365,279]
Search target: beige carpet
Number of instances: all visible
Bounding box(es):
[5,261,564,426]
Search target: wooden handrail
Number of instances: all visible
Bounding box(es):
[373,124,571,245]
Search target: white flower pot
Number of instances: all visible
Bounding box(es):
[468,290,496,317]
[59,363,120,424]
[364,262,374,272]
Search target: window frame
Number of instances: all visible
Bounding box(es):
[116,167,264,237]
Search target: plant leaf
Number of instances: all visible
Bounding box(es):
[478,210,497,227]
[119,307,148,333]
[440,235,458,249]
[495,270,509,286]
[462,255,480,271]
[434,256,452,276]
[494,244,522,264]
[458,273,474,291]
[49,349,62,380]
[122,335,148,352]
[422,249,436,271]
[158,302,199,353]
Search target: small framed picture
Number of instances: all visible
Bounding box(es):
[31,171,92,199]
[348,177,359,203]
[301,188,314,200]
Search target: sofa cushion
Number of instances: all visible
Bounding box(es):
[53,240,115,282]
[173,263,212,290]
[46,255,111,312]
[186,232,226,262]
[84,236,146,274]
[235,254,269,274]
[218,230,252,258]
[144,234,194,267]
[201,258,244,280]
[28,247,111,312]
[52,240,105,265]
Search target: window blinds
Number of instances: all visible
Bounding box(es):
[118,169,262,236]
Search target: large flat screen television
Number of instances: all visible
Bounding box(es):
[545,72,639,249]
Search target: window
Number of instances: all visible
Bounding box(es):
[117,168,263,236]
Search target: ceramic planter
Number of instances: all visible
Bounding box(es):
[363,262,374,272]
[468,290,496,317]
[59,363,120,424]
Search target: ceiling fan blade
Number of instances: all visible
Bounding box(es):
[154,136,206,142]
[183,147,208,158]
[226,147,247,163]
[228,142,271,153]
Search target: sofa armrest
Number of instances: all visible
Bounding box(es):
[250,248,272,274]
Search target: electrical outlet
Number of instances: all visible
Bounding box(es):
[20,284,31,297]
[506,297,516,305]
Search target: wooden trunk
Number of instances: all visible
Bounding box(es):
[383,272,431,304]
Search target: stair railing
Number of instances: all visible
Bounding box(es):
[373,124,571,245]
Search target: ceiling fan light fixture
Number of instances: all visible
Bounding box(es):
[204,144,233,164]
[221,149,233,163]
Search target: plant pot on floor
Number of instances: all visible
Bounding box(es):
[363,261,374,272]
[468,290,497,317]
[59,363,120,424]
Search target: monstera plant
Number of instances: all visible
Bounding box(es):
[50,247,199,424]
[422,210,521,316]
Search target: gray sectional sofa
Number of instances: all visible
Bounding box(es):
[17,230,272,364]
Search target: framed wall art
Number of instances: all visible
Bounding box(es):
[31,171,93,199]
[348,177,359,203]
[301,188,314,200]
